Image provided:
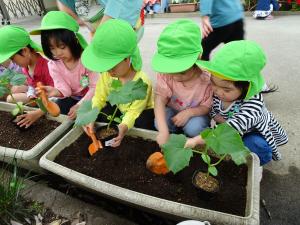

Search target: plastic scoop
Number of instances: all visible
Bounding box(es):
[146,152,169,175]
[37,82,60,117]
[87,127,103,156]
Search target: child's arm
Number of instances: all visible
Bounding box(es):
[213,114,226,123]
[185,135,205,149]
[154,94,170,146]
[172,105,210,127]
[227,95,264,135]
[91,73,109,111]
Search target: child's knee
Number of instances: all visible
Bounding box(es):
[183,116,209,137]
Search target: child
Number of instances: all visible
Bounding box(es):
[253,0,280,20]
[82,19,154,147]
[0,26,53,104]
[17,11,98,128]
[186,40,288,165]
[151,19,212,146]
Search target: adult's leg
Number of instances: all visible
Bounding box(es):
[201,30,223,61]
[243,132,273,165]
[182,115,210,137]
[224,19,244,43]
[134,108,155,130]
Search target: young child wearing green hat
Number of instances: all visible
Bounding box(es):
[0,25,53,122]
[185,40,288,165]
[18,11,99,128]
[82,19,154,147]
[151,19,213,146]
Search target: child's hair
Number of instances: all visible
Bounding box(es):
[233,80,278,100]
[16,44,34,56]
[41,29,83,61]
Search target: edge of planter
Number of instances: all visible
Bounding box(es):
[39,124,261,225]
[0,102,73,161]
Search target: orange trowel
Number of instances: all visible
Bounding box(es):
[36,82,60,117]
[146,152,169,175]
[87,127,103,156]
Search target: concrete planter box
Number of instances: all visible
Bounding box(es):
[169,3,198,13]
[0,102,73,172]
[40,124,261,225]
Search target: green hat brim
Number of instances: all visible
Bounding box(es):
[196,60,264,99]
[30,26,70,35]
[0,40,42,63]
[82,44,124,72]
[151,52,199,73]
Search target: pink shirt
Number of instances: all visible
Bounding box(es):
[23,54,53,87]
[155,71,213,111]
[48,59,98,102]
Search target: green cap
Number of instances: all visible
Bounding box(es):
[0,25,42,63]
[82,19,142,72]
[151,19,202,73]
[196,40,266,99]
[30,11,88,49]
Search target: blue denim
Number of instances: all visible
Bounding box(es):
[155,107,209,137]
[243,132,272,165]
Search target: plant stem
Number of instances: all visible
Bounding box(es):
[211,154,226,167]
[107,105,118,129]
[8,90,23,114]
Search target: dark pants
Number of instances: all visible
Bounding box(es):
[201,19,244,61]
[54,97,79,115]
[96,103,155,130]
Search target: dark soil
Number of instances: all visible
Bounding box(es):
[0,111,60,150]
[55,133,248,216]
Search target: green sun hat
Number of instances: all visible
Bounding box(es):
[151,19,203,74]
[0,25,42,63]
[82,19,142,72]
[30,11,88,49]
[196,40,266,99]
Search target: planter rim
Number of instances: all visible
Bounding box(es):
[39,124,261,224]
[0,102,73,160]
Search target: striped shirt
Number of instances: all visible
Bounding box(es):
[210,94,288,160]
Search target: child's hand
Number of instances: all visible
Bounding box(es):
[68,104,79,120]
[213,114,226,124]
[83,122,95,135]
[172,110,191,127]
[156,131,169,147]
[35,85,61,98]
[111,123,128,147]
[16,110,44,128]
[184,136,205,149]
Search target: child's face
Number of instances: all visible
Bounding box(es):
[49,38,73,61]
[171,67,196,82]
[108,58,131,78]
[211,76,242,102]
[10,48,31,68]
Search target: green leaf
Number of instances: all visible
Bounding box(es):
[10,73,26,86]
[75,100,99,126]
[111,79,122,90]
[230,146,251,165]
[0,86,9,97]
[201,123,250,162]
[208,166,218,176]
[201,154,211,165]
[11,107,20,116]
[35,98,47,113]
[113,117,122,123]
[162,134,193,174]
[107,78,148,106]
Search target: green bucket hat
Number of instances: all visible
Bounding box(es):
[151,19,203,73]
[0,25,42,63]
[82,19,142,72]
[30,11,88,49]
[196,40,266,99]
